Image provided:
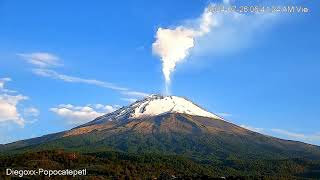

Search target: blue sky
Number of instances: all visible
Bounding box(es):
[0,0,319,145]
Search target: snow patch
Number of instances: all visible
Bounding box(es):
[131,95,221,119]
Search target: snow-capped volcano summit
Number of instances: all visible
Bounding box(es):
[130,94,221,119]
[84,94,222,126]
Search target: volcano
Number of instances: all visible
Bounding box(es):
[1,95,320,178]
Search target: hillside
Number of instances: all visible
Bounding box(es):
[1,95,320,178]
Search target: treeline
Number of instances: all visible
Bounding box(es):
[0,150,319,179]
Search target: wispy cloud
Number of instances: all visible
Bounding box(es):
[17,52,61,67]
[121,98,137,103]
[192,4,276,56]
[121,91,149,98]
[24,107,40,117]
[240,124,264,133]
[270,129,320,144]
[32,68,148,99]
[50,104,119,125]
[240,124,320,145]
[0,78,11,89]
[32,68,128,91]
[17,51,149,101]
[270,128,306,139]
[0,78,17,93]
[216,112,232,117]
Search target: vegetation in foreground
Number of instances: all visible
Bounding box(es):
[0,150,320,179]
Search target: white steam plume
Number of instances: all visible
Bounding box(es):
[152,1,276,94]
[152,27,195,93]
[152,7,214,94]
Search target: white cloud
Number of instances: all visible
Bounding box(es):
[24,107,40,117]
[0,79,29,126]
[240,124,264,133]
[152,1,276,93]
[94,104,119,112]
[94,104,105,109]
[0,78,17,93]
[0,78,11,89]
[17,52,61,67]
[0,97,26,126]
[50,104,119,125]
